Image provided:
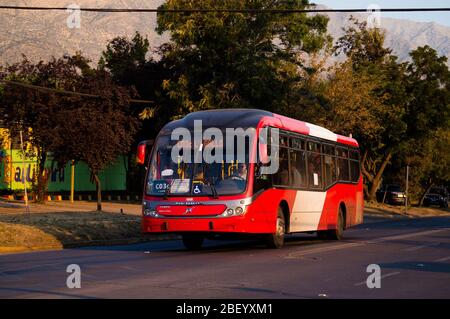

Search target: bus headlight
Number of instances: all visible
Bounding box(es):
[221,206,246,217]
[144,209,159,217]
[225,208,234,217]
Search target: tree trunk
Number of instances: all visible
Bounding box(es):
[363,183,370,199]
[93,173,102,211]
[36,150,47,203]
[367,152,392,201]
[419,180,434,207]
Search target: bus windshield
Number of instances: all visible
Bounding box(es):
[146,130,254,197]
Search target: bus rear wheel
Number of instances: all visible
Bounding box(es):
[266,208,285,249]
[182,234,204,250]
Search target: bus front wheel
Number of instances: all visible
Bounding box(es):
[266,208,285,249]
[182,234,204,250]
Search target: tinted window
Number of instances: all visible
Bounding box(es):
[337,158,350,182]
[280,135,289,147]
[307,152,323,189]
[336,147,348,158]
[324,155,337,187]
[290,150,307,188]
[350,160,360,182]
[349,150,360,160]
[308,141,321,153]
[323,144,335,155]
[290,137,305,150]
[273,148,290,186]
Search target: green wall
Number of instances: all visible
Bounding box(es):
[0,149,127,192]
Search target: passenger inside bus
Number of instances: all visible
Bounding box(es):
[231,163,248,180]
[308,153,322,188]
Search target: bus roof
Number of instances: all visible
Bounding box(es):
[161,109,359,147]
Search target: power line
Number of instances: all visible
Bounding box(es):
[0,5,450,13]
[0,80,154,105]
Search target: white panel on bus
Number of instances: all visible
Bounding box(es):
[306,123,338,142]
[290,191,327,232]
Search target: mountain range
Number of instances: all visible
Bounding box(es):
[1,0,449,65]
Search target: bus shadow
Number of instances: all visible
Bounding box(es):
[156,234,330,253]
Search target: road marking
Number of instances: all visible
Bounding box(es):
[404,242,440,252]
[354,272,401,287]
[286,242,361,259]
[286,228,450,259]
[405,245,427,252]
[434,256,450,262]
[367,228,449,244]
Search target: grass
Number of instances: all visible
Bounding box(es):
[0,221,62,253]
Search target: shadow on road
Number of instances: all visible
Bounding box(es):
[379,261,450,273]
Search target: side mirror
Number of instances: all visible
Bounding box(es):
[137,140,154,165]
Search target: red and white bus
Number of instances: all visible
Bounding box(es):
[138,109,363,249]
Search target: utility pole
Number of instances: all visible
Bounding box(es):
[405,165,410,215]
[70,160,75,203]
[19,130,30,214]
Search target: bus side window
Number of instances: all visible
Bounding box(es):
[289,150,307,188]
[349,150,360,183]
[323,155,337,188]
[336,147,350,182]
[273,148,290,186]
[307,150,323,189]
[322,144,336,188]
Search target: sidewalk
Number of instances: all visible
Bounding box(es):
[0,200,142,216]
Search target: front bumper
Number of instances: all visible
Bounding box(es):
[142,214,274,234]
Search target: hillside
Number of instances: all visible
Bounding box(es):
[1,1,449,65]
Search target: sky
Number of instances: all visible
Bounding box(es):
[314,0,450,27]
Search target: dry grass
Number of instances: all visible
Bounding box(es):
[0,201,176,254]
[365,201,450,217]
[0,222,62,253]
[0,211,142,246]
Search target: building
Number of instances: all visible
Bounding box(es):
[0,128,127,194]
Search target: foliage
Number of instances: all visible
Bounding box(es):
[0,54,89,201]
[50,70,140,211]
[153,0,330,118]
[0,55,140,209]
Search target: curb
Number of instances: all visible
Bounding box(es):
[0,245,63,254]
[0,235,180,254]
[63,234,181,249]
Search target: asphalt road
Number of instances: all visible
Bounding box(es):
[0,216,449,299]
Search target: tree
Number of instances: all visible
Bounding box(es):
[99,33,175,195]
[332,19,410,200]
[50,69,140,211]
[99,32,149,85]
[0,54,88,201]
[333,19,450,200]
[152,0,330,118]
[99,32,174,135]
[404,46,450,141]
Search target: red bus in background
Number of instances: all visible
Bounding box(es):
[138,109,363,249]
